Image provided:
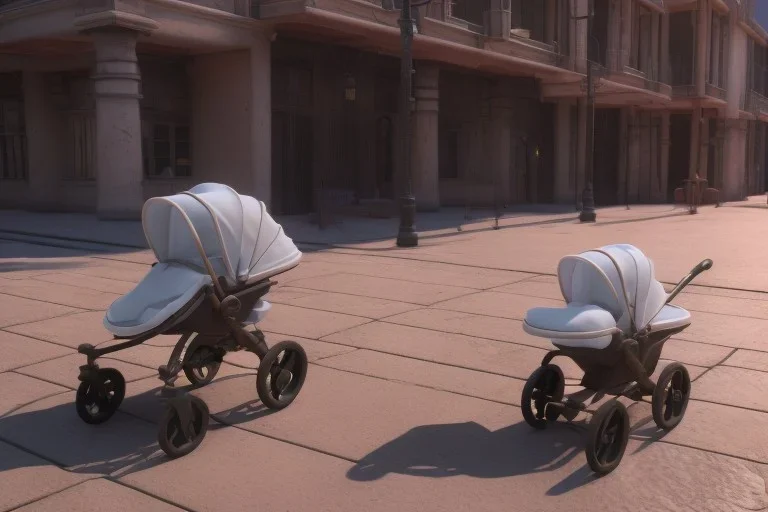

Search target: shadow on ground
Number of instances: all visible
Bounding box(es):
[0,373,277,479]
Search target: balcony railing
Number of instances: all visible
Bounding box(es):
[745,90,768,116]
[705,83,727,101]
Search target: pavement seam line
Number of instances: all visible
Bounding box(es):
[0,308,91,330]
[689,347,739,384]
[0,380,71,420]
[280,281,459,307]
[106,478,199,512]
[4,477,100,512]
[0,289,109,312]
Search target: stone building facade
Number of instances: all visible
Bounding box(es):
[0,0,765,217]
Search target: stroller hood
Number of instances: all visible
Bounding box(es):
[557,244,667,333]
[142,183,302,285]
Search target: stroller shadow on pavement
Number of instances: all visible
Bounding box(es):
[347,417,673,497]
[0,373,277,480]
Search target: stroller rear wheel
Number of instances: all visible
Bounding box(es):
[256,341,308,410]
[158,396,210,458]
[75,368,126,425]
[585,400,630,476]
[521,364,565,429]
[652,362,691,431]
[182,345,223,388]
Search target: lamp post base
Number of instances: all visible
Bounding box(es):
[396,194,418,247]
[579,186,597,223]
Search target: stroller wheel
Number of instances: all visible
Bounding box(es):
[182,345,222,388]
[257,341,308,410]
[75,368,126,425]
[158,396,210,459]
[652,362,691,431]
[521,364,565,429]
[585,400,630,476]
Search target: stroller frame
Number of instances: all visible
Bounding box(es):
[75,190,308,459]
[521,257,712,476]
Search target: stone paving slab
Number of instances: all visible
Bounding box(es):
[259,304,371,339]
[31,272,137,295]
[491,279,564,300]
[692,366,768,413]
[224,333,358,368]
[434,291,563,321]
[723,349,768,372]
[206,365,513,462]
[634,399,768,464]
[0,372,67,417]
[661,338,734,368]
[269,286,420,319]
[0,279,120,310]
[672,292,768,320]
[13,479,185,512]
[5,310,112,348]
[64,262,148,284]
[16,353,156,390]
[382,308,564,349]
[0,331,72,373]
[120,406,768,512]
[0,391,159,475]
[288,273,477,306]
[0,440,93,512]
[301,252,533,289]
[676,311,768,352]
[0,294,82,329]
[323,322,583,380]
[317,349,524,405]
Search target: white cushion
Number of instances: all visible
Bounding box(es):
[104,263,212,338]
[523,304,618,349]
[648,304,691,331]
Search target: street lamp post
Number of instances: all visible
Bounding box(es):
[579,0,597,223]
[396,0,418,247]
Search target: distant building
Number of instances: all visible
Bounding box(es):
[0,0,766,218]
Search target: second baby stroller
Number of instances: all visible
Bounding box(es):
[74,183,308,458]
[521,244,712,475]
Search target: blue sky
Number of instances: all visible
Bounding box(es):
[756,1,768,31]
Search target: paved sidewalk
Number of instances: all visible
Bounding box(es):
[0,205,767,511]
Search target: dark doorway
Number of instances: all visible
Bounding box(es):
[668,113,691,200]
[271,62,314,215]
[593,108,621,206]
[375,116,394,199]
[535,102,556,203]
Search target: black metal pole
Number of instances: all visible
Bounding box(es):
[396,0,418,247]
[579,0,597,223]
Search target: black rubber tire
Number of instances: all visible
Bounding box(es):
[652,362,691,431]
[182,345,222,388]
[75,368,126,425]
[256,340,308,410]
[157,396,210,459]
[585,400,630,476]
[521,364,565,429]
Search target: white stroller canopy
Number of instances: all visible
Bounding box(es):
[142,183,302,285]
[557,244,667,332]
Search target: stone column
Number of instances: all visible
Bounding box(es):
[606,0,621,72]
[689,105,702,180]
[489,78,513,206]
[659,111,671,202]
[660,12,669,84]
[91,29,144,220]
[695,0,709,97]
[487,0,511,40]
[411,63,440,211]
[651,13,660,82]
[545,0,556,45]
[617,108,629,204]
[699,113,710,184]
[23,71,62,209]
[620,0,632,69]
[627,111,641,203]
[575,97,587,208]
[250,33,272,207]
[553,99,572,203]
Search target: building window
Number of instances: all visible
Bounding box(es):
[0,100,27,180]
[448,0,485,28]
[144,123,191,178]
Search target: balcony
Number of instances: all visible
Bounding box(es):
[705,83,727,101]
[745,90,768,117]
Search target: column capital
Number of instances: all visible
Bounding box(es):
[89,27,142,100]
[75,11,158,35]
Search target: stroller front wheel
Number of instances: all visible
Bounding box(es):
[585,400,630,476]
[521,364,565,429]
[75,368,126,425]
[256,341,308,410]
[652,362,691,431]
[182,345,223,388]
[158,396,210,458]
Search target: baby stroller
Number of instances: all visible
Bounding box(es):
[520,244,712,475]
[74,183,308,458]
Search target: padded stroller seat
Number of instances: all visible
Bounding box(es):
[523,304,619,349]
[648,304,691,332]
[104,263,212,338]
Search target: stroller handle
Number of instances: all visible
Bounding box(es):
[666,258,713,304]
